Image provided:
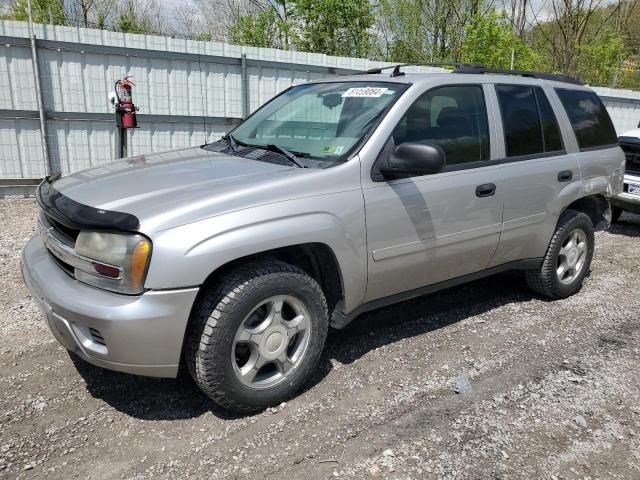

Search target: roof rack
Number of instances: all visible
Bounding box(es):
[452,65,583,85]
[358,61,583,85]
[361,62,486,77]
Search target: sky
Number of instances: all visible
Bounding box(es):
[158,0,196,20]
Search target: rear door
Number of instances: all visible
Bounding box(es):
[554,88,623,197]
[362,84,504,302]
[489,83,581,266]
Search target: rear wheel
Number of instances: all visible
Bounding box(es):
[525,210,594,299]
[185,261,328,413]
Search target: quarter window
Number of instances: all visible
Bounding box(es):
[555,89,618,150]
[392,85,490,167]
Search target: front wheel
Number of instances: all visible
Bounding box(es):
[185,261,328,413]
[525,210,594,299]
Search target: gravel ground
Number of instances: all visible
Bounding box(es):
[1,198,640,479]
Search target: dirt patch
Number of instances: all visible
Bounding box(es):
[1,199,639,479]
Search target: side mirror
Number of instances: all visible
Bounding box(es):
[379,142,446,178]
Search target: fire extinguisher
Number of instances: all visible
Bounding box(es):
[115,76,138,128]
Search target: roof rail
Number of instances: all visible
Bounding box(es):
[356,62,583,85]
[360,62,486,77]
[452,65,583,85]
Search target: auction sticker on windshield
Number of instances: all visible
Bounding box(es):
[342,87,388,98]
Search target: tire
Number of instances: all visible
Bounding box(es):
[185,260,328,413]
[525,210,594,299]
[611,206,623,223]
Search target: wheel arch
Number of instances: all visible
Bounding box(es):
[197,242,345,315]
[178,242,346,375]
[560,194,611,229]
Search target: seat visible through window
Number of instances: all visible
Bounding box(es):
[392,85,490,168]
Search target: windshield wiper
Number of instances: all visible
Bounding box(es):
[221,133,239,153]
[264,144,305,168]
[223,138,306,168]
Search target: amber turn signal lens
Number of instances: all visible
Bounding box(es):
[130,239,151,290]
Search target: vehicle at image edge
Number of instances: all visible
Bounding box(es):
[611,121,640,221]
[21,64,625,413]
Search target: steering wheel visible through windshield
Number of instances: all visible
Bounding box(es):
[228,81,406,163]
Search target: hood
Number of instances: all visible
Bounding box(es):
[53,146,310,232]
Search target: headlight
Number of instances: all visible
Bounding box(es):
[74,231,152,294]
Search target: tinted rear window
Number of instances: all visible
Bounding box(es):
[534,87,563,152]
[496,85,544,157]
[555,89,618,150]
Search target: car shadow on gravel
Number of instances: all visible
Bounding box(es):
[70,270,536,421]
[322,271,536,368]
[607,212,640,237]
[69,353,245,421]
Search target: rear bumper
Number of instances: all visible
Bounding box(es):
[21,234,199,377]
[612,173,640,213]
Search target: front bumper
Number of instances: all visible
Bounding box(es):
[612,173,640,214]
[21,234,199,377]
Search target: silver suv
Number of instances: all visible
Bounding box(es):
[22,65,625,412]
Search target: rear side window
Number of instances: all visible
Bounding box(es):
[497,85,565,157]
[534,88,563,152]
[392,85,490,167]
[555,89,618,150]
[496,85,541,157]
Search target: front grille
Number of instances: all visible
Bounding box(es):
[46,215,80,243]
[620,141,640,175]
[89,328,106,346]
[47,250,74,276]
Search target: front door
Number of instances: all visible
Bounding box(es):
[363,84,503,302]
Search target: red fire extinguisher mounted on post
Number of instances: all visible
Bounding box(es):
[112,75,138,158]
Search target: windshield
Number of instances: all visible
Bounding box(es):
[229,81,405,162]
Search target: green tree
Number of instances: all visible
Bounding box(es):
[229,7,288,49]
[290,0,374,57]
[577,31,625,86]
[228,0,374,57]
[460,9,539,70]
[375,0,427,62]
[9,0,66,24]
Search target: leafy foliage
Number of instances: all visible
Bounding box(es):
[289,0,374,57]
[10,0,65,24]
[230,8,288,49]
[577,31,625,86]
[460,9,539,70]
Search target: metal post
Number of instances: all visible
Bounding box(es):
[241,53,249,120]
[116,124,127,159]
[27,0,52,176]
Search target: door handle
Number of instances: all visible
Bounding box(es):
[557,170,573,182]
[475,183,496,197]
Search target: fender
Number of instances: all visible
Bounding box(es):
[145,191,368,313]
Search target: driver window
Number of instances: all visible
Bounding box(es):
[392,85,490,166]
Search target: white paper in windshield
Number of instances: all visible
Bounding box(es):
[342,87,388,98]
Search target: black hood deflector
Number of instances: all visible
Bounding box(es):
[37,175,140,231]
